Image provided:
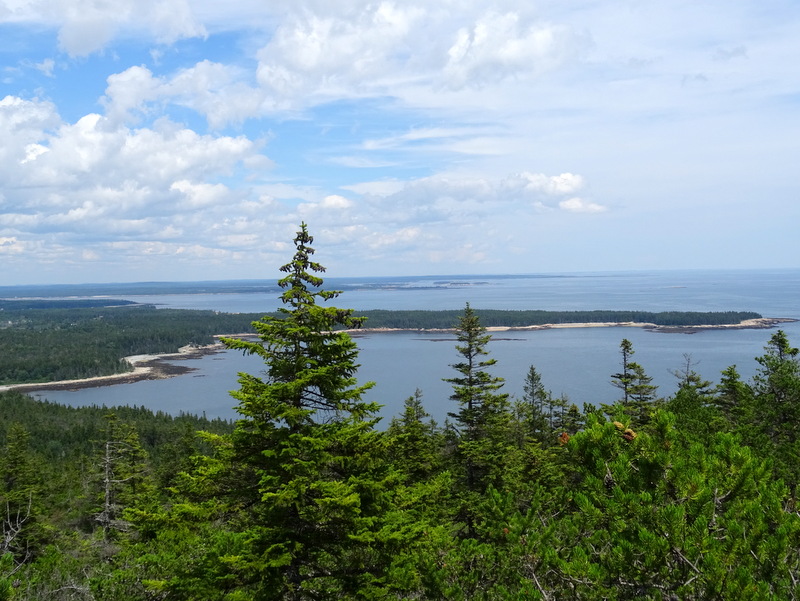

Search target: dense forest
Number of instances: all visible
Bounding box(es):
[0,306,259,385]
[1,299,762,386]
[2,225,800,600]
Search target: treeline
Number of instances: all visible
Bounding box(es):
[0,392,232,462]
[0,306,260,385]
[0,299,139,310]
[1,226,798,600]
[0,303,763,385]
[358,309,762,329]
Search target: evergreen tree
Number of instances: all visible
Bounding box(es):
[610,338,636,405]
[714,365,753,428]
[386,389,443,482]
[0,423,44,566]
[93,414,154,543]
[609,338,657,426]
[443,304,525,538]
[750,330,800,488]
[665,354,723,443]
[520,365,550,443]
[216,223,389,599]
[553,411,800,599]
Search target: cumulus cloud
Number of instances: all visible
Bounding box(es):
[0,95,276,272]
[50,0,206,56]
[247,2,588,110]
[353,171,603,229]
[170,180,235,209]
[320,194,354,209]
[443,12,587,89]
[102,63,264,128]
[32,1,591,128]
[298,193,355,216]
[255,2,425,105]
[504,172,585,196]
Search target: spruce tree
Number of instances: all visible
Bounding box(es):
[219,223,388,599]
[443,304,523,537]
[519,365,551,444]
[609,339,657,426]
[750,330,800,488]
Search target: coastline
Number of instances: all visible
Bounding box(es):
[0,343,226,394]
[346,316,797,335]
[1,317,794,394]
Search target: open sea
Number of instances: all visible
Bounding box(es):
[24,269,800,425]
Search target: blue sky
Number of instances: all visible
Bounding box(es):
[1,0,799,285]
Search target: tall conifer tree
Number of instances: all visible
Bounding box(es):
[443,304,520,536]
[218,223,387,599]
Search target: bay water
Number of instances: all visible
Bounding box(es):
[32,269,800,425]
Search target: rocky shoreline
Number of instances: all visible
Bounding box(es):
[2,317,795,394]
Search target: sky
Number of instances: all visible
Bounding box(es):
[1,0,799,285]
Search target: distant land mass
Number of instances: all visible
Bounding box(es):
[0,274,576,298]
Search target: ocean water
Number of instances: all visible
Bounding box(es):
[29,269,800,424]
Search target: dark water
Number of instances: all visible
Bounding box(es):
[31,269,800,424]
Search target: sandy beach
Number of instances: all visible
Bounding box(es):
[1,317,794,394]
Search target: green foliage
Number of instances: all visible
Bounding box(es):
[553,411,800,599]
[608,338,658,426]
[386,390,444,482]
[444,304,516,498]
[746,330,800,488]
[200,223,390,599]
[0,306,259,385]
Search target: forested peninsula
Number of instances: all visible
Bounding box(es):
[0,298,781,387]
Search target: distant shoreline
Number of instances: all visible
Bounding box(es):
[2,317,795,394]
[348,317,796,335]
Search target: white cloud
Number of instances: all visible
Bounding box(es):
[52,0,206,56]
[0,95,276,270]
[0,236,25,254]
[347,171,600,232]
[102,62,264,128]
[3,0,800,280]
[559,197,607,214]
[298,193,355,216]
[320,194,353,209]
[20,143,49,164]
[255,2,425,105]
[34,58,55,76]
[170,180,233,209]
[362,226,421,250]
[444,12,587,89]
[505,172,585,196]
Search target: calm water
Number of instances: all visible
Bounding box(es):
[31,269,800,425]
